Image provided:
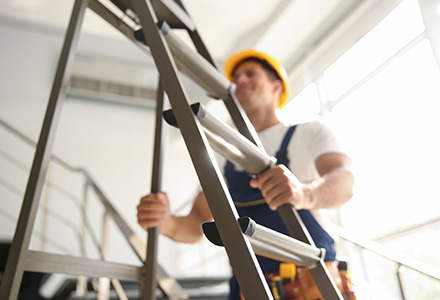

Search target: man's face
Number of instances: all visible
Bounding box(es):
[232,60,280,113]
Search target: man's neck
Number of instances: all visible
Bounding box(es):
[248,110,281,132]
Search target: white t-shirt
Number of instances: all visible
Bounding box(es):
[215,119,346,180]
[258,120,345,182]
[214,119,346,235]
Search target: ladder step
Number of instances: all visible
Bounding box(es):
[110,0,195,30]
[134,21,231,100]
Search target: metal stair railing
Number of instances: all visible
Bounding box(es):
[334,224,440,300]
[0,117,188,299]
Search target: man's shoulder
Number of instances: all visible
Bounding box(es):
[292,117,329,132]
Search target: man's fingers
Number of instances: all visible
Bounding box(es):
[137,193,170,230]
[250,178,259,188]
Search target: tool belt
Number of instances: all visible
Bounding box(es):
[241,261,357,300]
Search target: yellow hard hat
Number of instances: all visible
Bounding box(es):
[224,49,290,108]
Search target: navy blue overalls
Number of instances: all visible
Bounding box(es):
[224,125,336,300]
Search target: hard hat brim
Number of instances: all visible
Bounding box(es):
[224,49,290,108]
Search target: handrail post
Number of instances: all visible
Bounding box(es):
[397,264,409,300]
[40,163,53,252]
[99,212,110,300]
[77,179,90,296]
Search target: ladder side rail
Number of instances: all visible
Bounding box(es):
[142,82,165,299]
[309,263,344,300]
[130,0,273,299]
[0,1,89,299]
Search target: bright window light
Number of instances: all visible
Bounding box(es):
[330,39,440,241]
[278,82,321,124]
[324,0,426,101]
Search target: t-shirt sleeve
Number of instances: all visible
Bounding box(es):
[305,119,346,162]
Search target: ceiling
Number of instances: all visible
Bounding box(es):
[0,0,400,100]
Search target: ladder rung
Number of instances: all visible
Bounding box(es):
[109,0,195,30]
[203,217,325,269]
[135,21,230,99]
[163,103,275,175]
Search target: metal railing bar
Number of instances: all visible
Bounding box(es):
[45,180,83,207]
[44,180,104,258]
[110,278,129,300]
[0,207,75,255]
[41,181,105,259]
[1,117,187,296]
[39,204,83,244]
[0,148,29,171]
[178,251,226,274]
[0,175,104,258]
[335,226,440,281]
[0,207,19,225]
[0,143,84,211]
[0,118,82,174]
[0,200,94,257]
[2,117,190,273]
[328,31,427,110]
[0,120,138,258]
[31,232,76,256]
[86,176,145,261]
[0,180,104,258]
[0,176,23,196]
[397,264,409,300]
[0,119,36,146]
[373,216,440,243]
[85,144,187,298]
[77,210,104,259]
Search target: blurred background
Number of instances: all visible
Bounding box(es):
[1,0,439,299]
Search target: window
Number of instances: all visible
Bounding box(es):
[278,82,320,124]
[324,0,426,102]
[282,0,440,297]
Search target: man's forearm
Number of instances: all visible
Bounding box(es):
[303,166,354,210]
[161,215,205,243]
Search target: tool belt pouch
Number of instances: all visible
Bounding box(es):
[282,262,357,300]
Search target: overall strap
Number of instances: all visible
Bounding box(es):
[276,125,298,162]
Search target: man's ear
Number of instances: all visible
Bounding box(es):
[272,79,283,96]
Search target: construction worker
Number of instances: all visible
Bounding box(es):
[137,49,355,299]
